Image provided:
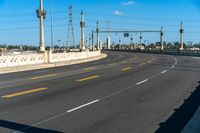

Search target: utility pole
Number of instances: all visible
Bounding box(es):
[96,20,100,50]
[36,0,46,52]
[67,5,75,50]
[80,10,86,51]
[160,26,164,50]
[180,22,184,51]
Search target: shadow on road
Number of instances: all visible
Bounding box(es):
[0,119,63,133]
[155,81,200,133]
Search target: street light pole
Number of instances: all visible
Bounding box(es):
[36,0,46,52]
[50,0,54,50]
[180,22,184,51]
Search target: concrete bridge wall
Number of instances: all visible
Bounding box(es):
[0,50,101,68]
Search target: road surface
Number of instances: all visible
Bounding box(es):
[0,51,199,133]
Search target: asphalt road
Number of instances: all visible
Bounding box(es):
[0,51,199,133]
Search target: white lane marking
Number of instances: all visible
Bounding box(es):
[13,100,100,133]
[136,79,149,85]
[34,70,49,74]
[67,100,100,113]
[161,70,167,74]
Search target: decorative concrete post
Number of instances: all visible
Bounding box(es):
[80,10,86,51]
[180,22,184,50]
[92,29,94,51]
[36,0,46,52]
[96,21,100,50]
[140,32,143,49]
[100,40,103,50]
[160,26,164,50]
[107,36,111,49]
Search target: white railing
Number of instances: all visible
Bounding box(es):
[0,54,45,67]
[50,51,100,63]
[0,50,101,68]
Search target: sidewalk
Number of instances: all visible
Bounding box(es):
[0,53,107,74]
[182,107,200,133]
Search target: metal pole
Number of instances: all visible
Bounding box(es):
[130,34,133,50]
[92,29,94,51]
[160,26,164,50]
[96,20,100,50]
[180,22,184,50]
[50,0,54,50]
[140,32,142,50]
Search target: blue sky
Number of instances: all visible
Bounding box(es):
[0,0,200,46]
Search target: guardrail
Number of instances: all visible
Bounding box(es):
[104,49,200,56]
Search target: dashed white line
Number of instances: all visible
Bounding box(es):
[161,70,167,74]
[136,79,149,85]
[13,100,100,133]
[67,100,100,113]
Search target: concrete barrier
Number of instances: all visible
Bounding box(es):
[0,54,45,67]
[104,49,200,57]
[0,50,101,68]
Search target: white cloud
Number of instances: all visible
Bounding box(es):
[113,10,123,15]
[121,0,135,6]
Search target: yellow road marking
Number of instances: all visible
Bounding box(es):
[76,76,100,82]
[140,63,146,66]
[2,88,48,98]
[121,67,132,71]
[31,74,58,80]
[108,63,117,66]
[84,67,96,71]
